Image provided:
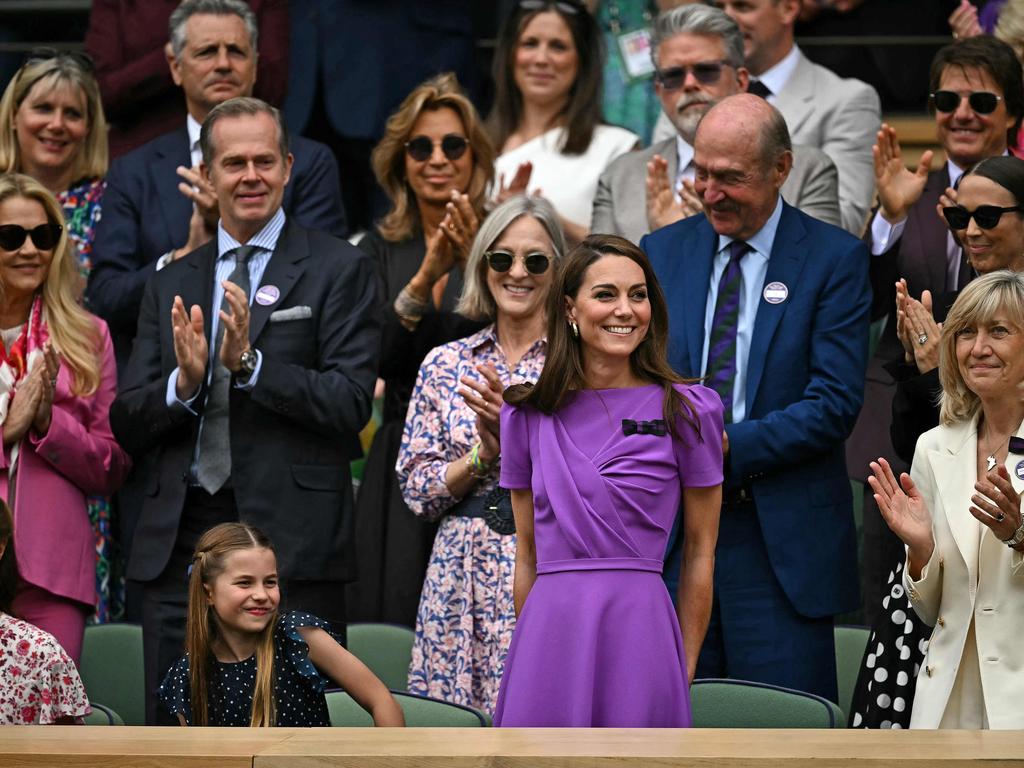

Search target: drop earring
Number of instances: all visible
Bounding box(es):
[570,320,579,338]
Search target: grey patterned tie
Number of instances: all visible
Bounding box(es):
[195,246,256,494]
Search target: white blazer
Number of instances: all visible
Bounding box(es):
[905,414,1024,729]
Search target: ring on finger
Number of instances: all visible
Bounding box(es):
[997,512,1006,522]
[917,333,928,345]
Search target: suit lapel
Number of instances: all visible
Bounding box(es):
[920,168,952,292]
[682,222,716,376]
[249,221,308,343]
[178,241,218,349]
[151,128,194,250]
[772,53,815,138]
[931,416,981,590]
[744,204,808,412]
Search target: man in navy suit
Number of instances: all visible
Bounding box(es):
[642,94,870,701]
[87,0,346,371]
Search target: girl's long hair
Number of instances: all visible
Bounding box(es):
[505,235,702,439]
[186,522,278,727]
[0,173,100,395]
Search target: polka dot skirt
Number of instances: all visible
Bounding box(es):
[849,562,931,728]
[159,611,337,726]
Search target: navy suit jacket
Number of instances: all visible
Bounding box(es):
[86,126,346,367]
[110,219,379,584]
[641,202,870,618]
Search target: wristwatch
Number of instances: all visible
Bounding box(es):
[238,348,258,380]
[1002,518,1024,548]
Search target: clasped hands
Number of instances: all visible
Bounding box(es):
[646,154,701,232]
[4,342,60,444]
[172,280,250,400]
[458,364,503,466]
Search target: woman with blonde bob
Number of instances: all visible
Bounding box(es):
[397,195,565,713]
[869,270,1024,729]
[350,73,496,626]
[0,50,117,620]
[0,173,127,663]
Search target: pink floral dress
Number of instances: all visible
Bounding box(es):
[397,325,545,715]
[0,613,90,724]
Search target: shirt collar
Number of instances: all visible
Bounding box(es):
[755,44,801,97]
[217,208,287,259]
[716,196,784,259]
[947,149,1010,188]
[466,323,547,356]
[186,113,202,156]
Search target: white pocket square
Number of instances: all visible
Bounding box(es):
[269,306,312,322]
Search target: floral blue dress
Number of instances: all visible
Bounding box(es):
[397,325,545,714]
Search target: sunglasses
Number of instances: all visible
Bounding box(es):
[655,61,730,90]
[486,250,551,274]
[930,90,1002,115]
[942,204,1022,230]
[0,223,63,251]
[519,0,582,14]
[23,46,95,73]
[405,134,469,163]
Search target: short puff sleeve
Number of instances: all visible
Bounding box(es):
[500,401,532,490]
[673,383,725,488]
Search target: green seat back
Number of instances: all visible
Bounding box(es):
[346,623,415,691]
[691,678,845,728]
[834,625,871,727]
[82,701,125,726]
[79,623,145,726]
[326,690,490,727]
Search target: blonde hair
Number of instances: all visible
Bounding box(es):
[456,195,567,321]
[371,72,494,242]
[0,56,108,182]
[186,522,278,727]
[0,173,100,395]
[938,270,1024,425]
[996,0,1024,62]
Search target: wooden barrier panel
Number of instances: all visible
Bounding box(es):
[4,727,1024,768]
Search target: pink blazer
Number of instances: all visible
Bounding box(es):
[0,318,130,606]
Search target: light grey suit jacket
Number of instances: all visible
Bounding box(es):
[592,135,841,245]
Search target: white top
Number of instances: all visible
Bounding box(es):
[495,125,638,228]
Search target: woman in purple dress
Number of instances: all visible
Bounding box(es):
[495,235,723,727]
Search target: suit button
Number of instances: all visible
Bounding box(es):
[926,665,934,677]
[180,472,188,483]
[939,556,945,567]
[937,616,945,627]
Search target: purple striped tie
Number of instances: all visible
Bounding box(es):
[705,241,749,422]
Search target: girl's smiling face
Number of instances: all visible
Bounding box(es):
[205,546,280,644]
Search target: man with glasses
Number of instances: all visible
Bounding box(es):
[848,36,1024,626]
[592,4,840,245]
[653,0,879,234]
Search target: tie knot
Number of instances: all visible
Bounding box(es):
[748,80,771,99]
[727,240,750,262]
[232,245,258,266]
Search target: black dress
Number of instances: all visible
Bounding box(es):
[346,230,485,626]
[158,612,337,726]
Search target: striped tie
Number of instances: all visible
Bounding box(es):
[705,240,749,423]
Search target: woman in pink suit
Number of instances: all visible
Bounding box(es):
[0,173,128,663]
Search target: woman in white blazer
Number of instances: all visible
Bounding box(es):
[870,270,1024,729]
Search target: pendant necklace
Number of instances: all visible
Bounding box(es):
[982,424,1011,472]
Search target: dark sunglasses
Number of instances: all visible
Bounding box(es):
[519,0,582,14]
[655,61,730,90]
[930,90,1002,115]
[0,223,63,251]
[405,134,469,163]
[23,46,95,73]
[942,204,1022,230]
[486,250,551,274]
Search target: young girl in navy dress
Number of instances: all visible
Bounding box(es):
[159,523,404,727]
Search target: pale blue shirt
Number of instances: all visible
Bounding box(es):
[165,208,286,410]
[699,197,784,423]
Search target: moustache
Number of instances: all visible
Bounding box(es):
[674,95,712,114]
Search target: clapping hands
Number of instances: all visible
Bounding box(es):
[4,342,60,444]
[895,279,941,373]
[459,364,503,465]
[873,124,933,224]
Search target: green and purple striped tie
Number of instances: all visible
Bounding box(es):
[705,240,749,423]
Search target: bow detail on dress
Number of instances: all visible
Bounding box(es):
[621,419,667,437]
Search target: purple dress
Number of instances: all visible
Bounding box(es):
[495,383,723,727]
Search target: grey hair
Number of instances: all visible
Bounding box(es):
[200,96,289,166]
[650,3,745,69]
[457,196,568,321]
[169,0,258,58]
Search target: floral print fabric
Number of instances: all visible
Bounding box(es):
[0,612,90,724]
[397,325,544,714]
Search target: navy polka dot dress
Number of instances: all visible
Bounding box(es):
[159,612,337,726]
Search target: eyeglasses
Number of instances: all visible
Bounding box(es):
[654,61,730,90]
[518,0,582,14]
[930,90,1002,115]
[405,134,469,163]
[0,223,63,251]
[942,204,1022,230]
[485,250,551,274]
[22,46,95,74]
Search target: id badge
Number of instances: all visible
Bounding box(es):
[617,28,654,80]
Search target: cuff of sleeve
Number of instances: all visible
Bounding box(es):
[166,368,200,413]
[233,350,262,391]
[870,210,907,256]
